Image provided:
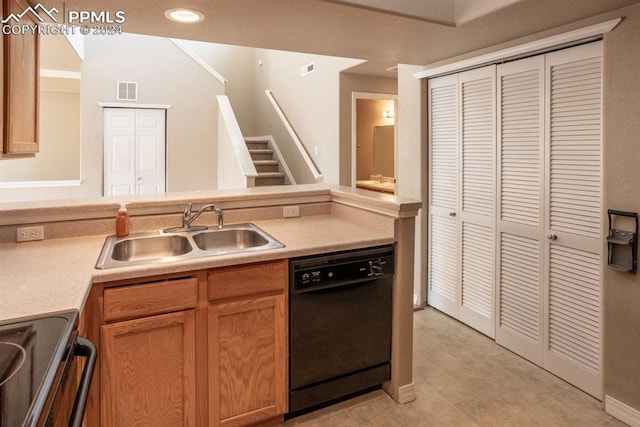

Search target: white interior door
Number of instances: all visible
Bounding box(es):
[135,110,166,194]
[104,108,166,196]
[458,66,496,338]
[543,41,603,398]
[428,74,459,317]
[495,55,546,365]
[104,108,136,196]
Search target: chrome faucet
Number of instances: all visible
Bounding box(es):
[375,174,385,183]
[214,207,224,229]
[182,203,216,229]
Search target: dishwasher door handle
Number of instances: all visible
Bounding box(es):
[68,336,97,427]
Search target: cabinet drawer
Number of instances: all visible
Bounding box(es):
[209,260,287,301]
[104,277,198,321]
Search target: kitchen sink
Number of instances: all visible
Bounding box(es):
[193,227,269,252]
[111,235,193,262]
[96,223,284,269]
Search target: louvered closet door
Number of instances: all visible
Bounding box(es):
[543,41,602,398]
[458,66,496,338]
[495,56,545,364]
[428,74,459,317]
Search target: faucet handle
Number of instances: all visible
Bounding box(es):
[214,207,224,229]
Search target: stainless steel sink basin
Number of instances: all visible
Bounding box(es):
[111,235,193,262]
[193,226,273,252]
[96,223,284,269]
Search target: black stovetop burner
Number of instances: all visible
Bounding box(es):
[0,311,78,427]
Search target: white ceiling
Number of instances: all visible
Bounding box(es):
[321,0,525,25]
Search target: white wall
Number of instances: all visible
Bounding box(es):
[252,49,362,184]
[177,40,256,135]
[80,33,223,196]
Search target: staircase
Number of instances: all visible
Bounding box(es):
[245,138,291,186]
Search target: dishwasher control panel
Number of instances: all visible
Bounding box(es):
[290,245,395,290]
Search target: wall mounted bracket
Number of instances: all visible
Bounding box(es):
[607,209,638,274]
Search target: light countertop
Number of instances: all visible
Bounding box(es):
[0,215,394,322]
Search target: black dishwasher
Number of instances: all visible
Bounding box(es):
[288,245,394,416]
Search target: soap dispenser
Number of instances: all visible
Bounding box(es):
[115,203,130,237]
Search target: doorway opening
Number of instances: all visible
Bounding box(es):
[351,92,397,194]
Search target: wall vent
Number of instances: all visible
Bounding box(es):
[117,81,138,101]
[300,62,315,77]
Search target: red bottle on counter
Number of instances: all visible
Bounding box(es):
[115,203,130,237]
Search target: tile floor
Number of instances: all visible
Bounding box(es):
[284,307,627,427]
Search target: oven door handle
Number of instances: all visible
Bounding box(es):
[68,336,97,427]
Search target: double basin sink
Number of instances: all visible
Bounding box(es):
[95,223,284,269]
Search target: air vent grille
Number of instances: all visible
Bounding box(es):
[300,62,315,77]
[117,81,138,101]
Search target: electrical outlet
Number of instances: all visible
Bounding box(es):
[283,206,300,218]
[17,226,44,242]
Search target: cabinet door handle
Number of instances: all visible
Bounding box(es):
[449,211,457,217]
[547,233,558,241]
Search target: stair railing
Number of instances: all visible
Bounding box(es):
[217,95,258,188]
[265,90,323,182]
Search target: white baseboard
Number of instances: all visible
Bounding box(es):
[606,395,640,427]
[396,383,416,404]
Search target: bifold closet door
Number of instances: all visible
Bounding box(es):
[496,42,603,398]
[543,41,603,398]
[495,55,546,365]
[428,74,459,318]
[428,66,495,337]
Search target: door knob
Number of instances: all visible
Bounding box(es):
[449,211,457,217]
[546,233,557,241]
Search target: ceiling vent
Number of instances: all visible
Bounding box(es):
[117,81,138,101]
[300,62,315,77]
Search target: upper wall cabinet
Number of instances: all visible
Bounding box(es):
[1,0,40,157]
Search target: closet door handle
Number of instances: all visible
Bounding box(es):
[546,233,558,241]
[449,211,457,217]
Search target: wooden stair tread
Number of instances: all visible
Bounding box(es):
[248,149,273,154]
[256,172,285,178]
[253,160,279,165]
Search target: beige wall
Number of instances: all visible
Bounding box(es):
[602,2,640,411]
[0,90,80,182]
[251,49,362,184]
[80,33,223,196]
[397,64,427,305]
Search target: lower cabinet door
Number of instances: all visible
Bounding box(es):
[101,310,196,427]
[209,294,287,426]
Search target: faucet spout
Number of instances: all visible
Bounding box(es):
[164,202,216,233]
[185,203,216,228]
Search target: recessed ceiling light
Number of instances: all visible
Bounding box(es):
[165,8,204,23]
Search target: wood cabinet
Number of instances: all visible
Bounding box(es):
[208,260,288,427]
[1,0,40,157]
[83,261,288,427]
[99,276,198,427]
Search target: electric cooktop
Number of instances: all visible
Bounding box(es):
[0,311,77,427]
